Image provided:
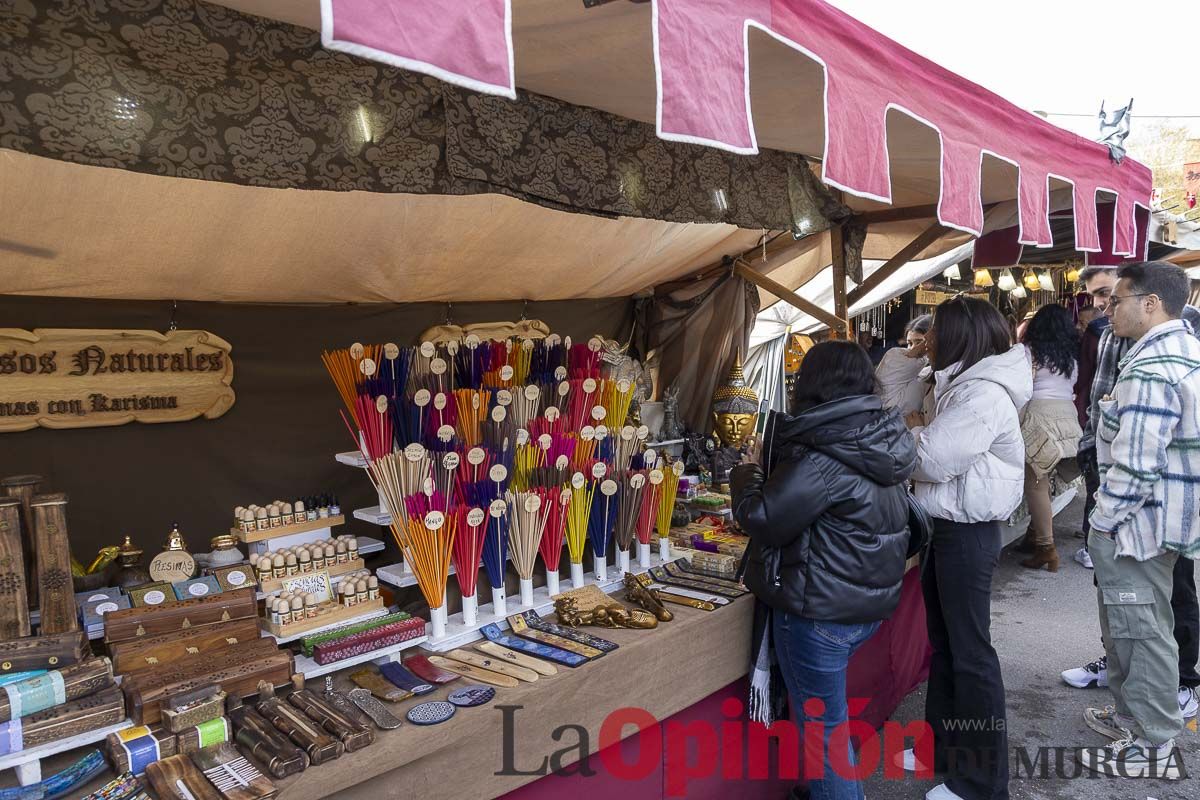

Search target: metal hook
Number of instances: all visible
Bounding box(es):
[167,300,178,332]
[520,299,529,321]
[445,302,453,325]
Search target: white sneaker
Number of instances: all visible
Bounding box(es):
[893,747,931,773]
[1179,686,1199,718]
[925,784,966,800]
[1077,735,1184,779]
[1062,655,1108,688]
[1074,547,1093,569]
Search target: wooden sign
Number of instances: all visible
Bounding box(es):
[0,328,235,432]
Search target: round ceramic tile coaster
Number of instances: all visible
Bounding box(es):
[448,685,495,708]
[406,701,456,726]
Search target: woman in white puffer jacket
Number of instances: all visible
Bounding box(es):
[901,296,1032,800]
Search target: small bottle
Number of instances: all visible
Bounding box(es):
[268,505,283,528]
[304,594,317,619]
[347,537,358,562]
[324,544,336,567]
[234,505,245,524]
[241,510,256,534]
[272,553,286,579]
[336,541,348,565]
[307,499,318,522]
[298,549,311,573]
[274,598,288,625]
[318,496,330,519]
[255,507,269,531]
[330,495,341,516]
[256,556,272,584]
[290,596,304,624]
[355,579,368,605]
[367,575,379,601]
[338,583,351,607]
[282,503,295,526]
[269,598,281,626]
[285,553,298,576]
[311,546,325,571]
[293,500,306,523]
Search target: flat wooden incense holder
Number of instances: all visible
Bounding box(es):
[108,618,260,676]
[287,689,374,751]
[0,629,88,674]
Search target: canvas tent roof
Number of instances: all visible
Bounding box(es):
[1,0,1153,306]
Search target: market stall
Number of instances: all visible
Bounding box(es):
[0,1,1156,799]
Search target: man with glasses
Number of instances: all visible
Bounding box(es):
[1062,266,1200,720]
[1076,261,1200,780]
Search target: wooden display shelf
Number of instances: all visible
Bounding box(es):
[232,515,344,544]
[257,558,366,595]
[259,597,386,640]
[0,719,132,786]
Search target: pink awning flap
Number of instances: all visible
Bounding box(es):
[321,0,1151,255]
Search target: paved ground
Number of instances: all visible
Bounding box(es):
[863,497,1198,800]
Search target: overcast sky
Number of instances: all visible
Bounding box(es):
[828,0,1199,138]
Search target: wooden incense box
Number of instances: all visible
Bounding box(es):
[104,587,257,646]
[30,493,79,635]
[287,689,374,752]
[0,685,125,756]
[0,630,88,674]
[145,754,222,800]
[108,617,260,677]
[177,716,232,754]
[313,616,426,665]
[190,741,279,800]
[107,724,180,775]
[260,597,385,639]
[122,638,293,725]
[0,656,114,722]
[0,499,31,640]
[161,686,227,733]
[228,702,308,780]
[256,691,343,766]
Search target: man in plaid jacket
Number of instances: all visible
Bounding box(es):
[1078,261,1200,780]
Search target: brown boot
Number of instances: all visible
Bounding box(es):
[1014,531,1037,553]
[1021,546,1059,572]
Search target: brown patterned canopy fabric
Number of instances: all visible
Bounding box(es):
[0,0,823,232]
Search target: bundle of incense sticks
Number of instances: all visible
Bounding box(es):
[482,499,510,616]
[572,428,599,472]
[611,426,641,473]
[526,454,571,491]
[535,487,569,595]
[351,393,394,460]
[454,339,487,390]
[636,468,663,567]
[511,384,542,430]
[426,391,459,448]
[566,379,599,432]
[528,407,567,439]
[511,341,533,386]
[453,389,490,447]
[507,491,551,606]
[564,475,594,588]
[396,510,456,638]
[656,461,683,559]
[588,479,619,582]
[568,340,601,379]
[482,405,514,453]
[614,472,646,575]
[431,451,463,505]
[512,444,543,492]
[461,446,495,486]
[451,506,488,624]
[602,379,635,431]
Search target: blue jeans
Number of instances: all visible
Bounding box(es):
[773,612,881,800]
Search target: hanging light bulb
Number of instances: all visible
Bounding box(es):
[943,263,961,281]
[1023,269,1041,291]
[1065,265,1081,283]
[1010,285,1027,299]
[997,269,1018,292]
[1038,270,1056,292]
[974,268,994,287]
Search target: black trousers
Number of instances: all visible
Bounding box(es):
[922,518,1009,800]
[1081,449,1200,687]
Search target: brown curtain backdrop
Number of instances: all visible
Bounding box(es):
[647,271,761,433]
[0,296,630,561]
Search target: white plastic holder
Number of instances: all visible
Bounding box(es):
[570,561,585,588]
[638,542,652,569]
[462,593,479,627]
[659,537,670,561]
[519,577,535,607]
[491,585,507,617]
[377,487,389,516]
[546,569,561,596]
[616,548,631,577]
[430,604,448,640]
[593,554,608,583]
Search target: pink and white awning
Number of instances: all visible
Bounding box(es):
[321,0,1151,252]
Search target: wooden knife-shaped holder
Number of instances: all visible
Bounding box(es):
[287,689,374,752]
[1,474,42,610]
[227,701,308,780]
[255,683,343,766]
[0,499,31,639]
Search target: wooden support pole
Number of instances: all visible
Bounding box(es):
[733,261,846,333]
[846,221,947,307]
[829,224,850,339]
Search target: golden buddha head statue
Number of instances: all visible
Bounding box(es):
[712,354,759,449]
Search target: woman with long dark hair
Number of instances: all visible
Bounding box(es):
[876,314,933,415]
[902,296,1032,800]
[732,341,915,800]
[1014,305,1082,571]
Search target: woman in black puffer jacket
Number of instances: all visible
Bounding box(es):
[731,340,916,800]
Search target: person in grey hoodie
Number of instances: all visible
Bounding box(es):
[901,296,1032,800]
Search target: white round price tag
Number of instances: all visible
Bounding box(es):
[591,462,608,480]
[414,389,431,407]
[349,342,365,359]
[523,495,542,513]
[496,389,513,407]
[489,499,507,517]
[571,473,586,490]
[583,378,598,394]
[600,479,618,496]
[424,511,445,530]
[468,508,486,527]
[434,392,448,411]
[419,341,436,358]
[442,452,461,470]
[467,447,487,466]
[630,474,646,490]
[524,385,541,401]
[649,469,665,485]
[360,358,377,377]
[404,443,426,462]
[489,464,508,483]
[384,343,400,360]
